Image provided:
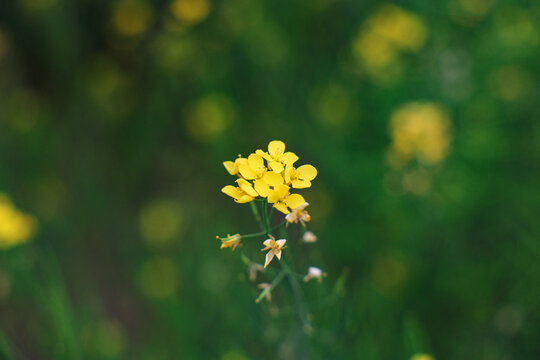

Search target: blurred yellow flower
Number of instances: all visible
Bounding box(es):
[411,354,435,360]
[138,256,179,299]
[185,94,235,142]
[170,0,210,25]
[387,102,451,168]
[139,200,183,247]
[261,236,286,268]
[352,4,427,82]
[112,0,153,37]
[0,194,37,250]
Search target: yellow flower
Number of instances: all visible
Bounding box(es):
[256,140,298,173]
[261,236,286,268]
[285,202,311,225]
[235,153,285,197]
[267,184,305,214]
[221,179,258,203]
[219,234,241,251]
[284,164,317,188]
[222,156,248,176]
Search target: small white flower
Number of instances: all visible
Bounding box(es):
[303,266,326,282]
[261,235,287,268]
[302,231,317,243]
[285,202,311,225]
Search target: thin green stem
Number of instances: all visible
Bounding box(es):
[280,254,312,333]
[261,199,270,234]
[249,202,263,231]
[256,270,286,303]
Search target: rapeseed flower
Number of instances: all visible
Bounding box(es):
[286,202,311,225]
[261,236,286,268]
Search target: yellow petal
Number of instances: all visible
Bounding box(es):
[248,153,264,170]
[238,163,256,180]
[254,179,270,197]
[222,185,242,200]
[237,179,258,197]
[273,202,290,214]
[262,172,284,187]
[280,152,298,165]
[297,165,317,181]
[276,239,286,248]
[284,165,293,184]
[291,179,311,189]
[223,161,237,175]
[274,184,290,199]
[268,140,285,157]
[262,239,273,248]
[235,194,254,203]
[235,157,248,166]
[285,193,305,209]
[255,149,272,162]
[268,161,284,173]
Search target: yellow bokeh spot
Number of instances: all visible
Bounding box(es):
[113,0,153,36]
[138,256,179,299]
[170,0,210,24]
[18,0,57,11]
[139,200,183,247]
[387,102,451,168]
[489,66,530,102]
[411,354,435,360]
[308,83,351,127]
[0,30,8,59]
[371,253,407,296]
[185,94,235,142]
[93,320,126,358]
[494,7,539,47]
[352,4,427,82]
[0,193,37,250]
[221,349,250,360]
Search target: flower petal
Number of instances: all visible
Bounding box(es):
[291,179,311,189]
[274,202,289,214]
[248,153,264,171]
[275,249,282,260]
[238,163,256,180]
[264,251,275,268]
[262,239,274,247]
[284,165,293,184]
[235,194,254,203]
[285,193,305,209]
[255,149,272,162]
[263,171,284,187]
[297,165,317,181]
[237,179,258,197]
[222,185,242,200]
[254,179,270,197]
[280,152,298,165]
[223,161,237,175]
[276,239,287,248]
[268,161,284,173]
[268,140,285,157]
[274,184,290,199]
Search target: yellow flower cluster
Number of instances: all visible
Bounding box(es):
[221,140,317,214]
[0,193,37,249]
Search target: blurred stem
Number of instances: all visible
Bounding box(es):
[280,256,311,333]
[256,270,286,303]
[249,202,263,231]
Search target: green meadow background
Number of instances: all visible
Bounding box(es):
[1,0,539,358]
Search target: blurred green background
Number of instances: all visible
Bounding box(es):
[1,0,540,358]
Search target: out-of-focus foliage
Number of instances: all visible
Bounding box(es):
[0,0,539,358]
